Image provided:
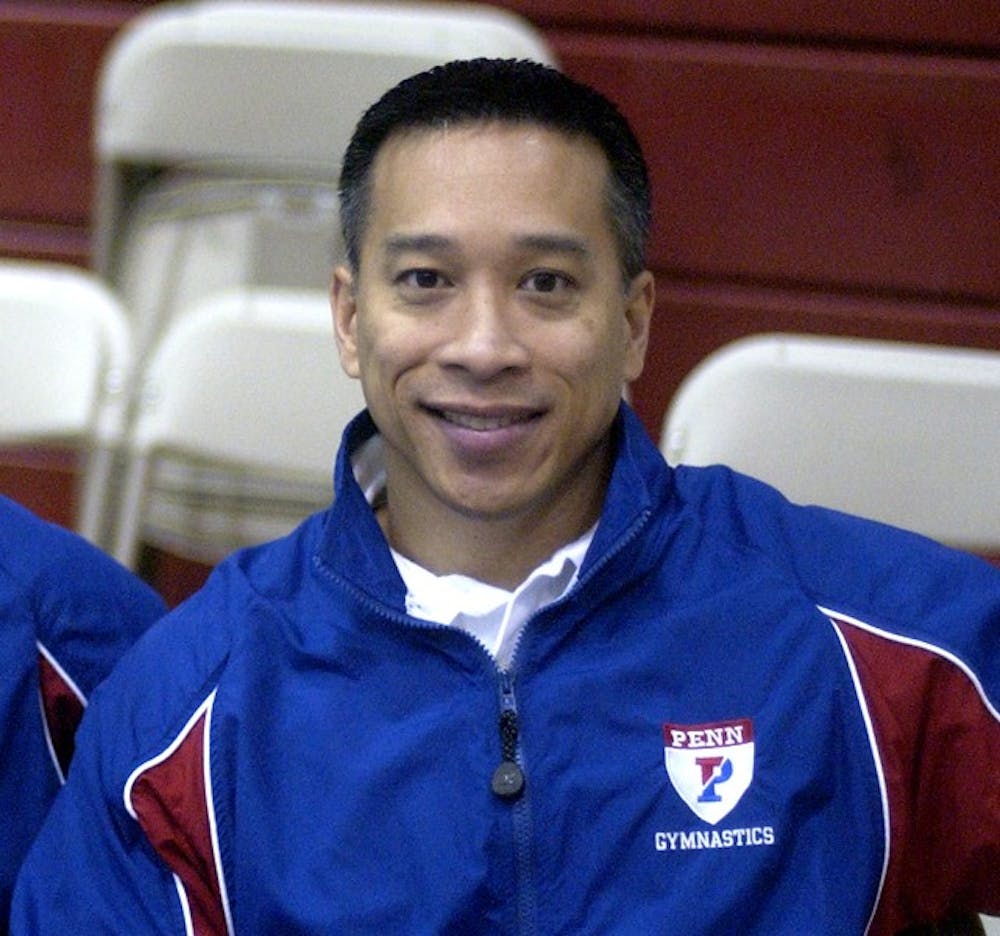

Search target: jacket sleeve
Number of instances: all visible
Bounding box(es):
[31,510,168,699]
[829,610,1000,934]
[31,530,167,784]
[9,676,189,935]
[0,498,168,932]
[11,563,239,935]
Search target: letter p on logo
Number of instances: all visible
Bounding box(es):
[696,756,733,803]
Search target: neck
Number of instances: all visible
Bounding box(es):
[378,475,607,592]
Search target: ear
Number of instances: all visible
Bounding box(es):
[622,270,654,383]
[331,265,361,378]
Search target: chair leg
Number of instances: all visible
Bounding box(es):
[112,452,151,570]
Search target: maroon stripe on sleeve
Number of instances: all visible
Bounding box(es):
[831,614,1000,934]
[37,645,85,782]
[128,698,230,936]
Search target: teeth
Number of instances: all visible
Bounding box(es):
[440,411,527,431]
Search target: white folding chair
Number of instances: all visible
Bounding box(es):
[661,333,1000,555]
[112,287,366,569]
[0,260,131,544]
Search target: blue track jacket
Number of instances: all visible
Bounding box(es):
[11,406,1000,934]
[1,495,166,932]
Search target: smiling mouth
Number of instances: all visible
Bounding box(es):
[435,409,538,431]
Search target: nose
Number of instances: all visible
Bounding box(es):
[439,282,530,378]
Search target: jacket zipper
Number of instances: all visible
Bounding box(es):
[485,510,651,936]
[496,670,537,936]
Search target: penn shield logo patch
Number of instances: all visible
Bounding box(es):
[663,719,754,825]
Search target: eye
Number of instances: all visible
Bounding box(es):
[521,270,574,294]
[397,268,451,290]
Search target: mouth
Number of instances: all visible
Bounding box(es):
[425,404,542,433]
[437,409,537,431]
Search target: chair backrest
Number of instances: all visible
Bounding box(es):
[93,0,557,283]
[661,333,1000,553]
[0,260,131,543]
[112,287,366,568]
[95,0,555,169]
[0,261,129,444]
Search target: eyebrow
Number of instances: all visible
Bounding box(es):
[513,233,591,258]
[384,234,454,257]
[383,232,591,258]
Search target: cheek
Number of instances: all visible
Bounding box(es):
[561,317,630,380]
[355,320,426,397]
[549,344,629,423]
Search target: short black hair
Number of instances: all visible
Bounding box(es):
[338,58,651,284]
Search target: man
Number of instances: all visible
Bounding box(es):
[0,495,165,933]
[12,59,999,934]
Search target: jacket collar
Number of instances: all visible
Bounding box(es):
[315,403,674,610]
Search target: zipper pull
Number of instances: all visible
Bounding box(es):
[491,708,525,800]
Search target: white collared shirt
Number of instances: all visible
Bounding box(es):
[353,434,594,669]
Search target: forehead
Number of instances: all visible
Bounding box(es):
[375,119,607,172]
[363,122,614,250]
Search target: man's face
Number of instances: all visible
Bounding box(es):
[333,122,652,536]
